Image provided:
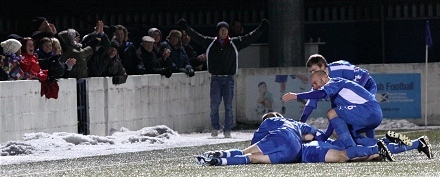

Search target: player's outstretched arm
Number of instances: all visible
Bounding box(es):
[282,92,297,102]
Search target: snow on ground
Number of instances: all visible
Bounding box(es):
[0,118,422,165]
[0,125,254,165]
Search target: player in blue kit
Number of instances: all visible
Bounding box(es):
[315,130,433,160]
[195,112,395,166]
[283,70,382,148]
[380,131,433,159]
[300,54,381,145]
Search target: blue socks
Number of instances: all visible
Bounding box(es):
[330,117,356,148]
[386,139,419,154]
[324,124,334,138]
[219,149,244,158]
[346,146,377,159]
[217,155,251,165]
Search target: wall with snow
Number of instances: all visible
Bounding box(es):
[0,79,78,143]
[86,73,212,136]
[0,63,439,143]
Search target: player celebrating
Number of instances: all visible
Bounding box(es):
[300,54,381,143]
[195,112,394,166]
[283,70,382,148]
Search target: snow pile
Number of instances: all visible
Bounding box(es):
[0,125,178,156]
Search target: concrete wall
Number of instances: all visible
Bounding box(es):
[0,79,77,143]
[1,63,439,143]
[87,73,213,136]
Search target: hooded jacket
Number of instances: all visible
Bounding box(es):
[58,29,94,78]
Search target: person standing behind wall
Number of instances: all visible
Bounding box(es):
[177,18,270,138]
[114,25,140,75]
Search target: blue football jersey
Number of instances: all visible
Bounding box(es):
[321,77,377,106]
[302,61,378,122]
[328,60,376,94]
[251,117,317,145]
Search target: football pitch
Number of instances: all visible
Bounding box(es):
[1,129,439,177]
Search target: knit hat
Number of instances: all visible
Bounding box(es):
[1,39,22,54]
[110,40,119,49]
[148,28,162,37]
[142,36,155,43]
[166,30,182,40]
[216,21,229,32]
[32,17,47,32]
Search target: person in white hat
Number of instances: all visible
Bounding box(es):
[1,39,24,80]
[1,39,22,54]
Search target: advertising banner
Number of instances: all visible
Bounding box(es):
[372,73,421,119]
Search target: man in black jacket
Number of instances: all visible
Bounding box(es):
[178,18,270,138]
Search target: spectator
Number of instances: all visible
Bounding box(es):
[20,37,61,99]
[160,30,194,77]
[137,36,173,78]
[0,39,24,80]
[35,37,54,60]
[51,38,62,55]
[177,18,270,138]
[0,34,23,57]
[82,21,111,77]
[58,28,97,78]
[50,37,76,75]
[148,27,163,57]
[114,25,140,75]
[102,40,128,85]
[20,37,48,81]
[181,29,206,71]
[31,17,57,45]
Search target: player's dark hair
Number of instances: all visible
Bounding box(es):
[306,54,328,68]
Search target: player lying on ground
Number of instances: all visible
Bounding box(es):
[195,112,394,166]
[310,128,433,160]
[383,131,433,159]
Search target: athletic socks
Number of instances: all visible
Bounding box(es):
[219,149,244,158]
[329,117,356,148]
[217,155,251,165]
[386,139,419,154]
[324,124,334,138]
[346,146,377,159]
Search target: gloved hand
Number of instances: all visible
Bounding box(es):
[259,19,270,31]
[186,67,195,77]
[112,76,120,85]
[162,67,173,78]
[177,18,188,30]
[137,64,146,74]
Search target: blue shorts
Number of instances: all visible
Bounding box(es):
[334,102,382,138]
[256,129,302,164]
[302,141,344,163]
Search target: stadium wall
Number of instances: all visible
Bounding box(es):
[0,63,439,143]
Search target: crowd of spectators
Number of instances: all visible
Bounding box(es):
[0,17,210,99]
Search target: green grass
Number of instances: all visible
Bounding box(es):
[1,129,439,177]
